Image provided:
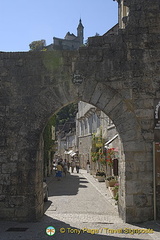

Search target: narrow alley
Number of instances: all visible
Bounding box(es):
[45,169,120,225]
[0,169,160,240]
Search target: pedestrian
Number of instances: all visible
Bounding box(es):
[56,162,63,181]
[86,160,90,173]
[52,160,56,170]
[71,160,75,173]
[63,159,68,177]
[67,160,70,172]
[76,163,80,173]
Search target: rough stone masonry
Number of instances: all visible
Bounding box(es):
[0,0,160,222]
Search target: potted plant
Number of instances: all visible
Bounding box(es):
[91,148,106,165]
[91,152,99,163]
[105,176,114,188]
[96,171,106,182]
[111,183,119,198]
[109,178,118,187]
[105,176,118,187]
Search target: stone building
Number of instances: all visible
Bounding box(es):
[76,102,98,169]
[46,19,84,50]
[76,101,122,175]
[56,121,77,161]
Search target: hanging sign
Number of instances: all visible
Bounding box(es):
[72,74,84,84]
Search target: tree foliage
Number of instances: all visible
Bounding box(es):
[29,39,46,51]
[56,103,78,126]
[43,103,78,176]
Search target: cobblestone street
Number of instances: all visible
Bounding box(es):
[0,170,160,240]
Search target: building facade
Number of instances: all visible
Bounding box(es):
[56,121,77,160]
[76,101,122,175]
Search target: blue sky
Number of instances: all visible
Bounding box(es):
[0,0,118,52]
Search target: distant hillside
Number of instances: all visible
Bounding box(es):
[55,103,78,127]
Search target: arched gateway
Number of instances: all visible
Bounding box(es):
[0,0,160,223]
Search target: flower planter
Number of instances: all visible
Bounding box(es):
[108,180,117,187]
[111,188,118,198]
[96,176,105,182]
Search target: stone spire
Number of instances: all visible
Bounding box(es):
[77,18,84,45]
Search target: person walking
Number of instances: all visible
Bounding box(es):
[63,159,68,177]
[76,163,80,173]
[71,160,75,173]
[56,162,63,181]
[86,160,90,173]
[67,160,70,172]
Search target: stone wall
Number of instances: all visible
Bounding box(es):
[0,0,160,222]
[74,0,160,222]
[0,51,78,221]
[78,134,92,169]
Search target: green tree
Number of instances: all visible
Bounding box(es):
[43,103,78,177]
[29,39,46,51]
[56,103,78,127]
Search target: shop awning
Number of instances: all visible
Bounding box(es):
[104,134,118,148]
[70,152,76,156]
[64,150,76,156]
[64,150,69,154]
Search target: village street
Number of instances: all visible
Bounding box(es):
[0,169,160,240]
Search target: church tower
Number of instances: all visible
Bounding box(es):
[77,19,84,46]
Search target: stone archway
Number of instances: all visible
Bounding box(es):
[0,57,153,222]
[31,79,153,223]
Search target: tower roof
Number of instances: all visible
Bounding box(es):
[77,18,84,29]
